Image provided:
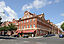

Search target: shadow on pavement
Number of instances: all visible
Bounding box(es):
[0,37,16,39]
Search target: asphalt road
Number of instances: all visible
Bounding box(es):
[0,37,64,44]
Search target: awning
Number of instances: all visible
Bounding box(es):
[22,30,35,33]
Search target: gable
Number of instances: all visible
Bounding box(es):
[22,11,34,19]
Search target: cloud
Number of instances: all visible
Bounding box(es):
[22,4,33,11]
[54,0,60,3]
[0,1,18,22]
[22,0,61,11]
[4,6,18,19]
[56,21,64,31]
[22,0,47,11]
[33,0,47,9]
[48,1,53,5]
[61,13,64,16]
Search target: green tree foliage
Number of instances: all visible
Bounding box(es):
[0,23,17,31]
[61,23,64,31]
[8,23,17,31]
[0,26,8,31]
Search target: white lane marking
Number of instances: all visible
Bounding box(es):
[24,41,30,43]
[36,42,47,44]
[0,39,5,40]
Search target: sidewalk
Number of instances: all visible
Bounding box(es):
[29,36,43,38]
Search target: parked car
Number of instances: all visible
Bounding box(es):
[14,35,19,37]
[43,34,55,37]
[43,34,51,37]
[23,35,29,38]
[48,34,55,36]
[59,34,64,38]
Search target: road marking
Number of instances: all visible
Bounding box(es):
[36,42,47,44]
[24,41,30,43]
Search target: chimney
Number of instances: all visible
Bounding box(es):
[24,11,28,14]
[50,22,53,25]
[13,19,15,20]
[47,20,50,23]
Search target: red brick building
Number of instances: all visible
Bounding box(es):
[0,11,62,37]
[16,11,62,37]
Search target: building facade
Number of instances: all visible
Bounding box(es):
[16,11,62,37]
[0,11,62,37]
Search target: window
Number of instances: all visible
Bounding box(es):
[30,25,32,28]
[33,19,35,22]
[30,19,32,22]
[22,26,23,29]
[31,15,32,17]
[24,16,26,18]
[22,21,23,23]
[27,16,29,18]
[33,24,35,28]
[24,25,25,28]
[19,22,21,24]
[27,20,29,22]
[19,26,20,29]
[27,25,29,28]
[24,20,25,23]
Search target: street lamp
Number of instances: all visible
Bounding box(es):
[0,12,5,26]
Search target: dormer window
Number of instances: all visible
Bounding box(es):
[27,16,29,18]
[27,20,29,22]
[24,16,26,18]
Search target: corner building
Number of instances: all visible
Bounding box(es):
[16,11,62,37]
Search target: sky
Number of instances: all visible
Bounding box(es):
[0,0,64,30]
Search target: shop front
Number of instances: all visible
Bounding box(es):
[22,30,36,37]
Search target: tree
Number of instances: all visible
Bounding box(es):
[0,23,17,35]
[0,26,8,35]
[8,23,17,31]
[7,23,17,35]
[0,26,8,31]
[61,23,64,31]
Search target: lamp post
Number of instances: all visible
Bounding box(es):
[0,12,5,26]
[0,16,2,26]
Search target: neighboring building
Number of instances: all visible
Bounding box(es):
[0,11,62,37]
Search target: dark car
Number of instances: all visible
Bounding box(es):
[14,35,19,37]
[48,34,55,36]
[59,34,64,38]
[43,34,51,37]
[43,34,55,37]
[23,35,29,38]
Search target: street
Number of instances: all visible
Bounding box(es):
[0,37,64,44]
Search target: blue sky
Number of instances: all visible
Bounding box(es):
[0,0,64,25]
